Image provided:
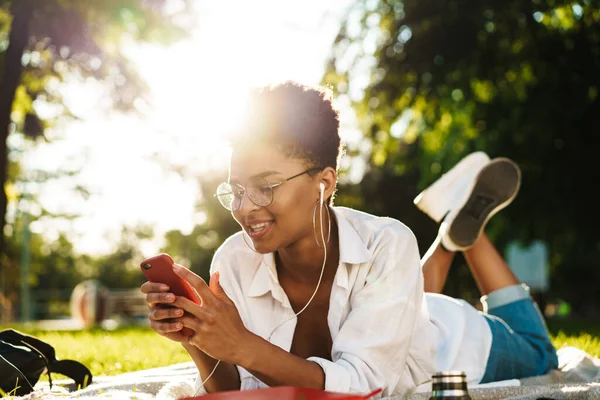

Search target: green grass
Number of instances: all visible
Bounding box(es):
[2,317,599,377]
[552,331,600,356]
[547,317,600,358]
[2,326,190,377]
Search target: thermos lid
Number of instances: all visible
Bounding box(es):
[430,371,471,399]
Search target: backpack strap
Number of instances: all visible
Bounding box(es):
[48,359,93,389]
[0,329,93,389]
[0,330,56,362]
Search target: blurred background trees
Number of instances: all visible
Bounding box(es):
[0,0,192,319]
[0,0,191,259]
[324,0,600,313]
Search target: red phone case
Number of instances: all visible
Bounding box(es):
[181,387,383,400]
[140,253,200,337]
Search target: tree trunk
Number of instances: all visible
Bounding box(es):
[0,3,32,264]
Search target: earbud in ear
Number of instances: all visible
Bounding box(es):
[319,183,325,206]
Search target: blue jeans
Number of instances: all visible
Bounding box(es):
[480,284,559,383]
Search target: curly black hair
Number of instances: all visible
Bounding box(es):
[228,81,344,172]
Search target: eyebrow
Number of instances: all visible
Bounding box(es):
[230,170,281,184]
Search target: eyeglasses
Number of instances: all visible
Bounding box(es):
[215,167,322,211]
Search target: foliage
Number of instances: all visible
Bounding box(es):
[5,0,191,131]
[0,0,193,264]
[325,0,600,313]
[80,226,156,290]
[3,213,82,293]
[0,0,194,319]
[2,223,155,319]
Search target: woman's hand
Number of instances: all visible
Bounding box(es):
[172,266,252,365]
[140,281,187,342]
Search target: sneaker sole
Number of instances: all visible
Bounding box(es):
[413,152,490,222]
[448,158,521,248]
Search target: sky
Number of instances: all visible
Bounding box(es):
[14,0,363,256]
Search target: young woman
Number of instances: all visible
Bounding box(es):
[141,82,558,398]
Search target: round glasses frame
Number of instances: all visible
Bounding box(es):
[214,167,323,211]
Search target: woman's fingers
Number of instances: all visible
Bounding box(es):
[172,296,215,323]
[146,292,176,305]
[172,264,217,306]
[141,281,169,294]
[150,319,183,335]
[142,282,173,310]
[177,315,202,333]
[143,282,190,342]
[149,306,184,321]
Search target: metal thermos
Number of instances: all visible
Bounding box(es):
[429,371,471,399]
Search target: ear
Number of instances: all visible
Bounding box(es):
[318,167,337,205]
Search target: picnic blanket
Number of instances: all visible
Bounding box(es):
[16,346,600,399]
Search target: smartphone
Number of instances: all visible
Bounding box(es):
[140,253,200,336]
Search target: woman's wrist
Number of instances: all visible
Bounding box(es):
[179,329,262,369]
[181,340,195,353]
[232,330,263,368]
[182,341,214,362]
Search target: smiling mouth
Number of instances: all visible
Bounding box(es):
[247,221,273,238]
[249,222,269,233]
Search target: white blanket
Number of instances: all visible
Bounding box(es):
[17,347,600,399]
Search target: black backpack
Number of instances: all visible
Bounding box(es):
[0,329,92,396]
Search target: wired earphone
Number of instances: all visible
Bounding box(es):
[320,182,325,205]
[200,182,329,388]
[267,182,328,338]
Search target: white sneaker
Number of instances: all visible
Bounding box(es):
[439,158,521,251]
[414,152,491,222]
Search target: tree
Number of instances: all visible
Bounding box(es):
[325,0,600,313]
[83,225,157,290]
[2,211,85,319]
[0,0,192,262]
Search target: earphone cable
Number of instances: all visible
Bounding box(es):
[203,202,328,389]
[268,202,328,342]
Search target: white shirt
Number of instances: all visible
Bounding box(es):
[194,207,492,397]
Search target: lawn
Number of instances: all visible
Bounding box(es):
[2,326,190,377]
[546,316,600,360]
[3,317,599,377]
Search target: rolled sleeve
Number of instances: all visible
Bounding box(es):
[307,357,353,393]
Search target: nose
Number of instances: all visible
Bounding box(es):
[237,190,260,217]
